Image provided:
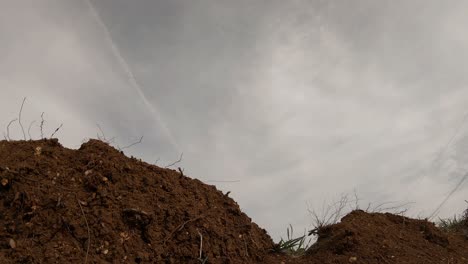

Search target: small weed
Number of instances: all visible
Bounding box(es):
[275,224,312,256]
[438,216,465,232]
[437,202,468,234]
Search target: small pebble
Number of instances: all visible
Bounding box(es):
[1,179,8,186]
[9,239,16,249]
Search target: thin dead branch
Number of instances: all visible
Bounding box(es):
[95,124,114,143]
[96,124,106,141]
[28,121,36,140]
[6,118,18,141]
[120,136,143,150]
[50,124,63,138]
[18,97,27,140]
[76,196,91,264]
[352,189,360,211]
[165,153,183,168]
[243,237,249,257]
[368,201,413,215]
[307,194,350,235]
[39,112,45,139]
[163,215,204,245]
[429,171,468,220]
[95,124,116,144]
[196,229,208,263]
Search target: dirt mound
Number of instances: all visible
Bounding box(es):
[0,139,274,263]
[300,210,468,264]
[1,139,468,264]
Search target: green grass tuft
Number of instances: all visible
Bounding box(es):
[275,224,312,256]
[437,202,468,235]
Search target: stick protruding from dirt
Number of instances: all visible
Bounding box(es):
[28,120,36,140]
[5,118,18,141]
[50,124,63,138]
[165,153,183,168]
[197,229,208,263]
[120,136,143,150]
[76,197,91,264]
[18,97,27,140]
[39,112,45,139]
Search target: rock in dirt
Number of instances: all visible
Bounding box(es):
[8,239,16,249]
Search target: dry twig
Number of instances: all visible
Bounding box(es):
[120,136,143,150]
[18,97,27,140]
[96,124,106,141]
[307,194,350,235]
[429,171,468,220]
[367,201,412,215]
[76,196,91,264]
[28,121,36,140]
[243,237,249,257]
[50,124,63,138]
[6,118,18,141]
[95,124,115,144]
[163,215,203,245]
[196,229,208,263]
[39,112,45,139]
[165,153,183,168]
[352,189,360,211]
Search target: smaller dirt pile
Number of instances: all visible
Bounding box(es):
[303,210,468,263]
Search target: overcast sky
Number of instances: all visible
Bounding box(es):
[2,0,468,241]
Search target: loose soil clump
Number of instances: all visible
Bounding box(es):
[1,139,468,263]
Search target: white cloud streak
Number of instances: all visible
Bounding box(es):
[83,0,180,153]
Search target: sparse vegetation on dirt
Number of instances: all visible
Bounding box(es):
[437,202,468,236]
[0,138,468,263]
[275,224,312,257]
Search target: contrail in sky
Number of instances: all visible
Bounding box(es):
[84,0,180,152]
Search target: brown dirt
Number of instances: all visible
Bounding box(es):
[300,210,468,264]
[0,139,467,264]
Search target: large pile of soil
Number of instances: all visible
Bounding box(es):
[0,139,467,264]
[0,139,274,263]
